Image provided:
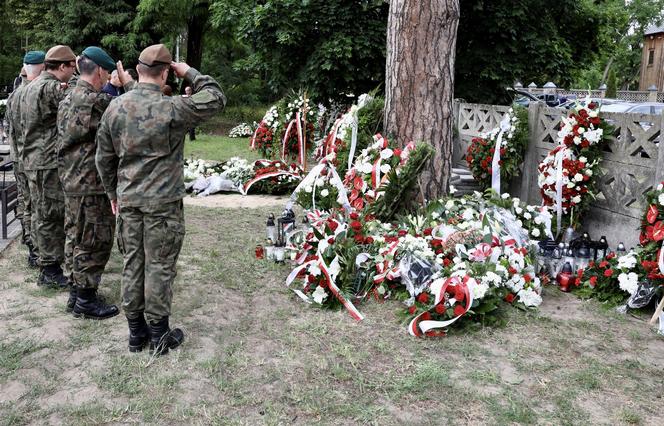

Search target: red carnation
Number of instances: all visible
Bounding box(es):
[599,260,609,268]
[394,149,402,158]
[408,305,417,315]
[453,304,466,316]
[504,293,515,303]
[443,258,451,267]
[589,276,598,287]
[454,286,465,302]
[604,269,614,277]
[435,304,446,315]
[606,252,616,260]
[417,293,429,304]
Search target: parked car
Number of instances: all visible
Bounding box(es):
[508,88,567,107]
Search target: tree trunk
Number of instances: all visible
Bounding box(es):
[384,0,460,202]
[182,1,210,91]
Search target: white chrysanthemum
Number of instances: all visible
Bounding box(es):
[517,288,542,307]
[618,272,639,295]
[617,253,637,270]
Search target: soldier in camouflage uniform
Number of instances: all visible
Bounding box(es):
[58,47,134,319]
[21,45,78,288]
[96,44,226,354]
[5,51,45,268]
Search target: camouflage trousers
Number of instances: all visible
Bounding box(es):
[117,200,185,322]
[64,195,115,289]
[14,168,36,249]
[25,168,65,268]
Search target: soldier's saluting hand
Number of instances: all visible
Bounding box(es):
[96,44,226,356]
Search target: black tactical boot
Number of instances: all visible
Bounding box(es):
[127,315,151,353]
[149,317,185,356]
[72,288,119,320]
[38,265,68,288]
[26,242,39,269]
[66,285,77,313]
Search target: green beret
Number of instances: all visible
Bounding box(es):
[81,46,116,72]
[23,50,46,65]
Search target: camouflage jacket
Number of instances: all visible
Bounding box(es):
[57,79,134,196]
[21,71,76,171]
[96,68,226,207]
[5,80,27,171]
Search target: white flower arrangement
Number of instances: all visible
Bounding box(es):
[228,123,255,138]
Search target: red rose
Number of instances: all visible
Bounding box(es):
[443,258,451,267]
[365,236,374,244]
[606,252,616,260]
[599,260,609,268]
[604,269,614,277]
[354,235,365,243]
[589,276,598,287]
[319,280,328,288]
[398,230,408,237]
[350,220,362,230]
[508,267,517,275]
[307,274,316,283]
[454,286,465,301]
[524,274,532,283]
[328,220,339,232]
[435,304,446,315]
[424,228,433,236]
[417,293,429,304]
[408,305,417,315]
[394,149,402,158]
[350,212,360,220]
[504,293,515,303]
[327,237,335,244]
[577,269,584,280]
[453,304,466,316]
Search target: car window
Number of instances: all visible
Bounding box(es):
[630,106,651,114]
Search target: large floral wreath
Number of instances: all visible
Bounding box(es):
[466,106,528,189]
[638,182,664,286]
[538,100,607,229]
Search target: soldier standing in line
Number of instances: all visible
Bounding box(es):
[21,45,77,288]
[5,51,45,268]
[96,44,226,355]
[57,47,134,319]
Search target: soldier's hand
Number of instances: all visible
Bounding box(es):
[110,199,119,216]
[116,61,133,86]
[170,62,191,79]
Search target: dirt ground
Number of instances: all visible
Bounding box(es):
[1,204,664,425]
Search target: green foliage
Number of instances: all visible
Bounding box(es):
[369,143,434,222]
[336,96,385,177]
[234,0,388,103]
[456,0,603,104]
[606,69,617,98]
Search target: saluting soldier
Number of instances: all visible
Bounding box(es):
[5,51,45,268]
[57,47,134,319]
[21,45,77,288]
[96,44,226,355]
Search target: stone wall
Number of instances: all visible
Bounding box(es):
[455,101,664,247]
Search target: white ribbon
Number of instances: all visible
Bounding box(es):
[491,115,512,195]
[554,148,565,236]
[347,115,359,171]
[286,161,351,213]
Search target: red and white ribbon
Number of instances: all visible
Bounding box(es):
[659,241,664,274]
[281,112,307,169]
[241,170,300,195]
[554,147,565,236]
[250,121,263,150]
[408,276,474,337]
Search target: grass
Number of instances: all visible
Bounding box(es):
[183,134,260,163]
[1,204,664,424]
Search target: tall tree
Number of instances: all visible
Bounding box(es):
[384,0,459,201]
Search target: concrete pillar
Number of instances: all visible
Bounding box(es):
[598,83,607,99]
[543,82,557,96]
[648,85,658,102]
[528,82,537,94]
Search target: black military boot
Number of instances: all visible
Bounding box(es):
[127,315,151,353]
[72,288,120,320]
[26,242,39,269]
[65,285,77,313]
[38,265,68,288]
[149,317,185,356]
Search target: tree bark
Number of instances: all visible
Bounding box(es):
[384,0,459,202]
[182,1,210,91]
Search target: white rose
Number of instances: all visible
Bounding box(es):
[305,185,313,193]
[320,189,329,197]
[578,127,585,134]
[524,212,532,220]
[659,193,664,206]
[572,195,582,204]
[380,164,391,174]
[380,148,394,159]
[585,169,593,177]
[573,136,581,145]
[360,163,373,174]
[579,156,587,163]
[658,183,663,191]
[574,173,583,182]
[531,228,540,238]
[501,193,510,199]
[515,207,523,215]
[534,216,543,225]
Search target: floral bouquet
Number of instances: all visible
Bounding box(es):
[220,157,254,187]
[184,158,224,182]
[466,106,528,189]
[251,106,280,158]
[244,160,302,195]
[575,250,640,305]
[228,122,256,138]
[537,99,608,229]
[638,182,664,286]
